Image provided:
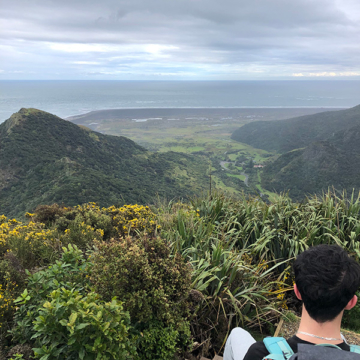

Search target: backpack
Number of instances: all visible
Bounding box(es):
[262,337,360,360]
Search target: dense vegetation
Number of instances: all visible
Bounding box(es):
[231,105,360,153]
[0,108,209,218]
[231,104,360,200]
[1,192,360,359]
[261,141,360,200]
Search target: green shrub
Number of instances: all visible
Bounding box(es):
[0,217,59,269]
[188,242,282,354]
[0,254,27,345]
[32,288,134,360]
[0,279,17,346]
[57,203,112,241]
[90,236,191,325]
[90,236,192,355]
[0,253,27,291]
[60,220,104,250]
[32,202,160,249]
[134,321,186,360]
[104,204,160,238]
[9,354,25,360]
[10,244,91,344]
[31,204,66,226]
[6,193,360,359]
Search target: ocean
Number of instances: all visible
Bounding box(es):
[1,80,360,123]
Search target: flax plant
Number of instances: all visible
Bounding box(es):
[156,191,360,356]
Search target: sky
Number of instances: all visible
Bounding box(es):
[1,0,360,80]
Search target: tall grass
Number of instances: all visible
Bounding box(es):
[156,190,360,356]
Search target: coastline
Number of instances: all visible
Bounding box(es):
[66,107,344,123]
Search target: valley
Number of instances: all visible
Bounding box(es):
[1,105,353,217]
[69,107,331,198]
[231,104,360,200]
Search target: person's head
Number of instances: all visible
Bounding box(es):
[293,244,360,323]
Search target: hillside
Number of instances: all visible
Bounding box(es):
[231,104,360,153]
[0,108,209,217]
[261,140,360,200]
[330,123,360,155]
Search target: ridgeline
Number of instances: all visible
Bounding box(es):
[231,104,360,153]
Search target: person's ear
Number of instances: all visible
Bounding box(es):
[294,283,302,300]
[345,294,358,311]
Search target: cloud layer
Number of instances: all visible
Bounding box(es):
[1,0,360,79]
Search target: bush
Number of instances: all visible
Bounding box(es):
[0,254,27,345]
[0,216,59,269]
[134,321,188,360]
[10,245,91,345]
[188,242,282,355]
[105,204,160,238]
[9,353,25,360]
[55,203,112,241]
[33,203,108,250]
[0,279,17,345]
[32,203,160,248]
[90,236,191,325]
[90,235,192,356]
[32,289,134,360]
[31,204,66,226]
[60,220,104,250]
[6,193,360,359]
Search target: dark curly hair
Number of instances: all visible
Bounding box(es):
[293,244,360,322]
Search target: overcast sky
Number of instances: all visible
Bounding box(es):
[1,0,360,80]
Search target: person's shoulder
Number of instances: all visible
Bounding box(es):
[242,336,307,360]
[243,337,296,360]
[243,340,268,360]
[287,335,351,352]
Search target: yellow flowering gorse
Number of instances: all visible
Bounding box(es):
[104,204,160,237]
[0,279,17,330]
[0,216,58,267]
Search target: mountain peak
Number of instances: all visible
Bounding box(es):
[4,109,28,134]
[0,108,209,218]
[18,107,39,115]
[3,108,59,134]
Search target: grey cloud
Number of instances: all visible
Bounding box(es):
[1,0,360,79]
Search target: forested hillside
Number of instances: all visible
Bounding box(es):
[229,104,360,199]
[0,108,209,217]
[231,104,360,153]
[261,141,360,200]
